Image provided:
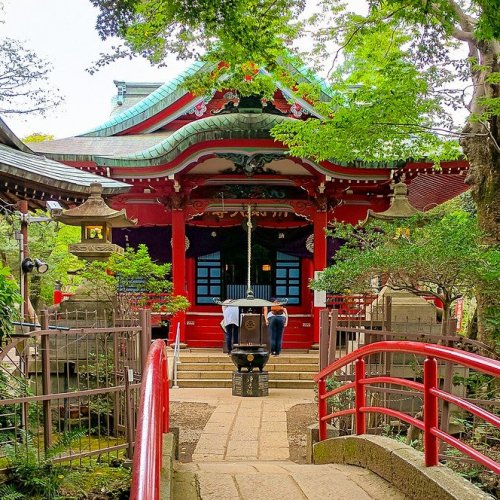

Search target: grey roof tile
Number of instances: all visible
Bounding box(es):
[0,144,129,194]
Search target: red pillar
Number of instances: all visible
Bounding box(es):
[171,209,187,344]
[312,209,328,347]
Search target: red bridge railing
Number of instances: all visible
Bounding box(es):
[130,339,170,500]
[315,341,500,474]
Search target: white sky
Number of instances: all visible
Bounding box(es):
[1,0,190,139]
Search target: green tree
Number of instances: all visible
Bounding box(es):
[89,0,303,72]
[0,262,20,339]
[0,37,63,116]
[22,133,55,143]
[79,244,190,316]
[0,212,81,311]
[312,199,499,342]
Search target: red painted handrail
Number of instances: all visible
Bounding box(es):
[130,340,170,500]
[315,341,500,474]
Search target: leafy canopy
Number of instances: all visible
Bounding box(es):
[80,244,190,315]
[271,22,462,165]
[89,0,304,75]
[312,197,496,320]
[0,262,20,339]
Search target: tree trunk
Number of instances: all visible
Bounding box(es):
[462,133,500,243]
[441,300,452,337]
[460,40,500,347]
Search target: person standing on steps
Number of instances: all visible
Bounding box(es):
[222,299,239,354]
[264,298,288,356]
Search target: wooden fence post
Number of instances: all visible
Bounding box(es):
[328,309,339,366]
[40,310,52,452]
[319,309,330,370]
[140,309,152,371]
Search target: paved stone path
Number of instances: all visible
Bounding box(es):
[170,388,405,499]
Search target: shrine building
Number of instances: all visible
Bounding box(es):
[31,61,470,349]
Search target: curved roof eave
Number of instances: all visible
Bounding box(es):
[95,113,294,167]
[0,117,34,153]
[0,144,130,195]
[79,61,215,138]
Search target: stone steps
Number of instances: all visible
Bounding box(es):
[171,349,319,389]
[176,379,315,389]
[177,370,315,380]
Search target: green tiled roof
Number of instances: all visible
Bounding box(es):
[95,113,293,167]
[80,61,215,138]
[80,58,338,138]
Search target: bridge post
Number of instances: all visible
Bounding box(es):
[355,358,366,434]
[424,356,439,466]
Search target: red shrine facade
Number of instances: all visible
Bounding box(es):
[32,62,470,349]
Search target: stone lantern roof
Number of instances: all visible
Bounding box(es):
[362,181,421,224]
[56,182,136,227]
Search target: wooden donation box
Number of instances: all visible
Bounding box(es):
[239,313,268,346]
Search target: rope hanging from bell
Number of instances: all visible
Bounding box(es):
[246,204,254,299]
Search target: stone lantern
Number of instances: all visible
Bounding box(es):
[362,180,421,224]
[56,182,136,261]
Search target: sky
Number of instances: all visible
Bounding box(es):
[1,0,190,139]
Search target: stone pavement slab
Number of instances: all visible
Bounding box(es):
[174,461,406,500]
[170,388,404,499]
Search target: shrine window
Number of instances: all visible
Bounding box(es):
[275,252,300,305]
[196,251,222,304]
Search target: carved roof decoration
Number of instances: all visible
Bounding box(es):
[77,58,335,138]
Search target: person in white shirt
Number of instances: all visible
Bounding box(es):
[222,299,239,353]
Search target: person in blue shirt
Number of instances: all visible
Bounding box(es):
[263,298,288,356]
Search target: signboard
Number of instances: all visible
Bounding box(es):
[313,271,327,307]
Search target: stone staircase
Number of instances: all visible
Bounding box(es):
[171,349,319,389]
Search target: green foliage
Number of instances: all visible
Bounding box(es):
[79,244,190,315]
[0,213,81,310]
[273,21,461,165]
[0,263,20,339]
[57,463,131,499]
[453,371,497,400]
[22,133,55,143]
[0,483,24,500]
[3,428,87,499]
[90,0,304,73]
[313,199,497,325]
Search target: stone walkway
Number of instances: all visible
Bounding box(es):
[169,388,405,499]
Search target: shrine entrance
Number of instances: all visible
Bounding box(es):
[222,243,274,300]
[193,226,305,306]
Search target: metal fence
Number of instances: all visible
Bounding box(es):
[0,309,152,469]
